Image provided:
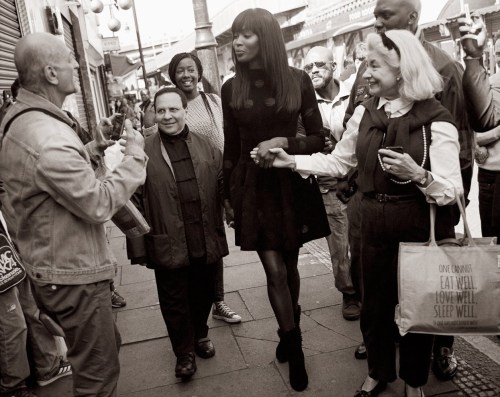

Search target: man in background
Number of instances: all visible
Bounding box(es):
[299,46,361,321]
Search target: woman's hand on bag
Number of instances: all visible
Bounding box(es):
[253,137,288,168]
[378,148,423,182]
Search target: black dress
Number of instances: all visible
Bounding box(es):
[221,67,330,251]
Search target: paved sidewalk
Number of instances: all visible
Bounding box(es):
[34,218,498,397]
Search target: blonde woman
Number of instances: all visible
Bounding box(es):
[256,30,463,397]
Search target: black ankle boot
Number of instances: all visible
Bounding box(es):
[283,327,308,391]
[276,305,301,363]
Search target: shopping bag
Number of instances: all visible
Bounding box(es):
[0,229,26,293]
[395,193,500,335]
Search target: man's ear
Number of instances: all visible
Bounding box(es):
[43,65,58,86]
[408,11,419,30]
[331,61,337,73]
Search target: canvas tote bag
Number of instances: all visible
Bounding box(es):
[395,193,500,335]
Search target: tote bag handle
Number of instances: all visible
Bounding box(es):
[429,190,474,246]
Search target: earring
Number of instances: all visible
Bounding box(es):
[396,76,401,81]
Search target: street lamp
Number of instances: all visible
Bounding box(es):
[192,0,220,94]
[89,0,148,88]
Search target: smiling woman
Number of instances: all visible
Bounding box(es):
[263,29,463,397]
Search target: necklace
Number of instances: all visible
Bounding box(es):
[377,125,427,185]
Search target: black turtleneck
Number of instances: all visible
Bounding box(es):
[159,126,206,264]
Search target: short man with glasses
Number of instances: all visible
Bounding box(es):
[298,46,361,321]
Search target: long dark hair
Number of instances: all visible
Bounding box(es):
[231,8,300,113]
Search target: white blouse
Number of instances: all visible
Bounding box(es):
[294,98,463,206]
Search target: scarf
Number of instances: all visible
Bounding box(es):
[357,97,455,192]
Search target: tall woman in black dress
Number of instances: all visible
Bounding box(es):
[221,8,329,391]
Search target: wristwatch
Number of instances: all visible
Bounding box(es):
[415,170,429,186]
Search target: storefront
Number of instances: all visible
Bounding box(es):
[0,0,105,134]
[0,0,29,92]
[420,0,500,73]
[285,0,376,71]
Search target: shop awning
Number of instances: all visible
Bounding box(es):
[109,54,142,77]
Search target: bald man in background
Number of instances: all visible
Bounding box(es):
[298,46,361,322]
[0,33,147,397]
[342,0,470,381]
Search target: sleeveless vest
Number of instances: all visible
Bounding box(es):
[356,97,455,195]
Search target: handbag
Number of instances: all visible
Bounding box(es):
[395,192,500,335]
[0,222,26,293]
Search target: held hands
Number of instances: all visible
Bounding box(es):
[378,149,423,182]
[324,137,334,153]
[252,137,287,168]
[250,147,296,169]
[458,13,486,58]
[119,119,145,155]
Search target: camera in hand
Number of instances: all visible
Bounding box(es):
[111,114,125,141]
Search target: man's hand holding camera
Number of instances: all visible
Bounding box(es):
[458,12,486,58]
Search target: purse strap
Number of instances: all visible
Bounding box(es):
[429,189,474,246]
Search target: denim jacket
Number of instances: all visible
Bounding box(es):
[0,89,147,284]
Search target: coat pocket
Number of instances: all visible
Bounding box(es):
[145,234,171,267]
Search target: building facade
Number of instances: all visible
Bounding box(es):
[0,0,108,133]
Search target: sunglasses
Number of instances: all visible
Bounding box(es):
[304,61,331,73]
[380,32,401,58]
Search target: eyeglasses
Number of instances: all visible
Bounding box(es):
[304,61,330,73]
[380,32,401,58]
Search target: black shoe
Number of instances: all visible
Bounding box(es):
[342,294,361,321]
[175,353,196,379]
[283,327,308,392]
[276,305,301,363]
[195,337,215,359]
[353,380,387,397]
[432,347,458,380]
[354,342,367,360]
[404,383,424,397]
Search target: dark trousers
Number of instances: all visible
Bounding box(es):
[478,168,500,240]
[346,191,363,299]
[359,196,453,387]
[154,263,216,357]
[32,280,121,397]
[213,259,224,302]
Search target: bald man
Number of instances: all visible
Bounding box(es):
[0,33,147,397]
[342,0,466,382]
[298,46,361,321]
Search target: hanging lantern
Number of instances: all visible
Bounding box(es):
[108,17,121,32]
[89,0,104,13]
[117,0,133,10]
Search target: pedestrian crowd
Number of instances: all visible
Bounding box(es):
[0,0,498,396]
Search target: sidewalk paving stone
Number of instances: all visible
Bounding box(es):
[224,261,268,292]
[114,279,159,310]
[118,326,246,395]
[120,263,156,285]
[225,248,260,266]
[117,305,167,344]
[309,306,363,342]
[120,366,289,397]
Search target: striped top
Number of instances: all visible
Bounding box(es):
[186,93,224,153]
